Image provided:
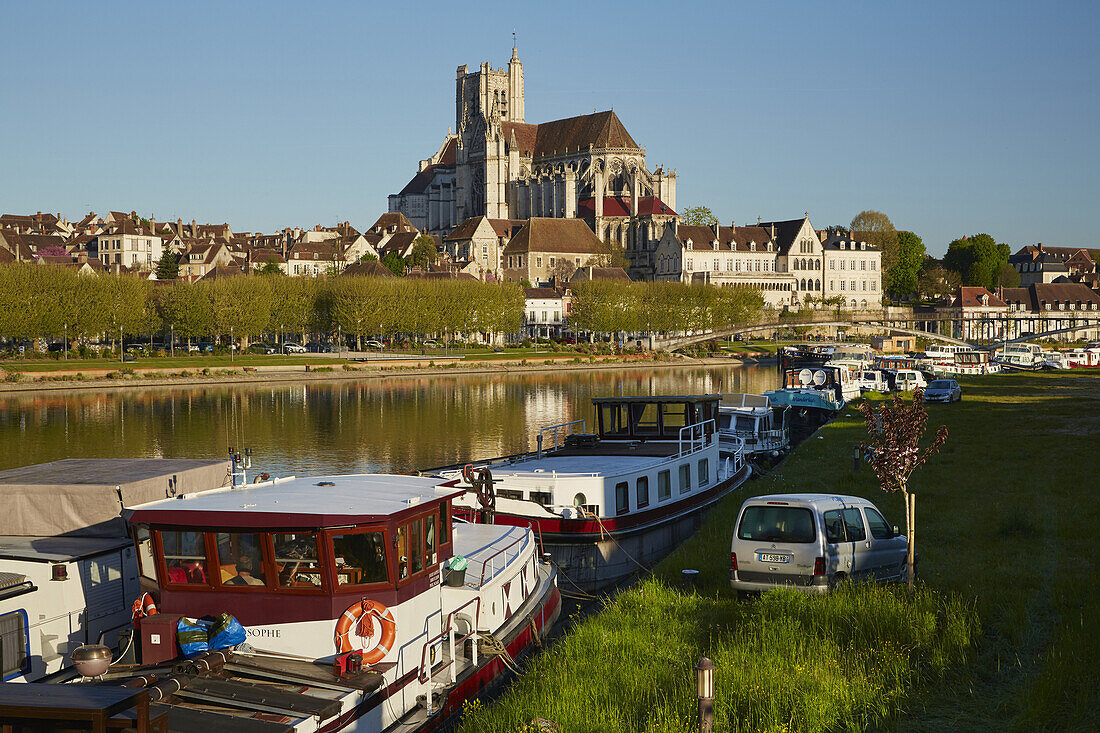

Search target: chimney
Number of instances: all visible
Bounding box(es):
[770,223,775,238]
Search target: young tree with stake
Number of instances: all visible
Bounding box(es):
[860,391,948,590]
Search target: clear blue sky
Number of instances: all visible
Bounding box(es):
[2,0,1097,256]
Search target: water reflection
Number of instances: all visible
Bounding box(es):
[0,365,777,476]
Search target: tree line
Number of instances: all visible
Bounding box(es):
[0,264,524,348]
[568,281,765,334]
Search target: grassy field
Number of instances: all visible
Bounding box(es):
[458,371,1099,732]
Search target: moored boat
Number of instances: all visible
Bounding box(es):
[433,395,751,593]
[35,473,559,733]
[715,393,790,463]
[764,366,855,435]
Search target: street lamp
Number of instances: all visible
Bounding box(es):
[170,323,175,358]
[63,323,68,360]
[230,325,234,364]
[694,657,715,733]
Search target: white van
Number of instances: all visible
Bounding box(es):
[891,369,927,391]
[729,494,907,595]
[857,370,890,393]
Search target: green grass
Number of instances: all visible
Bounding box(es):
[458,371,1100,732]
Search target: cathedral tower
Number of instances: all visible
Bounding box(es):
[455,47,525,220]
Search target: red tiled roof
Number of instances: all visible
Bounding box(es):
[577,196,676,219]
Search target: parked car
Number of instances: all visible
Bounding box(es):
[923,379,962,403]
[282,342,306,354]
[730,494,907,596]
[422,340,442,348]
[186,344,201,353]
[247,343,276,355]
[733,334,746,342]
[364,340,384,349]
[307,342,333,353]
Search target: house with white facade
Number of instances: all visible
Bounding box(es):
[523,287,568,339]
[820,229,882,309]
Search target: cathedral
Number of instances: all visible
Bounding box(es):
[388,47,679,277]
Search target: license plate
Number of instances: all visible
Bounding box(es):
[758,553,790,563]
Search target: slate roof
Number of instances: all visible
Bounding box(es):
[757,218,811,255]
[523,287,562,299]
[502,218,604,255]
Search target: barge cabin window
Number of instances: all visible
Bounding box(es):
[698,459,710,487]
[615,482,629,515]
[658,470,671,501]
[636,476,650,508]
[274,533,323,589]
[594,396,718,442]
[679,464,691,494]
[331,531,389,587]
[1,610,29,680]
[161,530,209,585]
[216,532,267,587]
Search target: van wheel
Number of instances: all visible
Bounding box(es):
[828,573,847,592]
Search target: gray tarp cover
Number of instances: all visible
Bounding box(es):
[0,459,230,537]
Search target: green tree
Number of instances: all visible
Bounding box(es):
[889,231,926,299]
[158,281,214,344]
[155,250,180,280]
[257,257,283,276]
[205,277,274,346]
[851,210,900,281]
[408,236,439,269]
[592,239,629,270]
[680,206,719,226]
[943,233,1011,290]
[381,252,407,276]
[999,261,1021,288]
[330,277,388,349]
[917,257,960,301]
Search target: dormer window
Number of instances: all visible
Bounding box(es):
[686,240,693,250]
[750,243,756,251]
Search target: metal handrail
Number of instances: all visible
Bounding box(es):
[477,530,531,586]
[537,419,586,458]
[418,596,482,713]
[677,418,715,458]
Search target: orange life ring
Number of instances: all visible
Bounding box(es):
[333,599,396,663]
[131,592,158,622]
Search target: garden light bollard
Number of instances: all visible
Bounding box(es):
[695,657,714,733]
[853,444,860,471]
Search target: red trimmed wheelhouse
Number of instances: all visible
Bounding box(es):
[438,395,751,592]
[105,473,560,732]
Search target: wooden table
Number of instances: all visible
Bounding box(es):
[0,683,153,733]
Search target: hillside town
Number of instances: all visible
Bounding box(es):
[2,47,1099,340]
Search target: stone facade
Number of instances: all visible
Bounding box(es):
[390,48,678,259]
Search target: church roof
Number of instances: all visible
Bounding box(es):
[757,218,810,255]
[577,196,676,218]
[502,218,604,255]
[504,111,641,159]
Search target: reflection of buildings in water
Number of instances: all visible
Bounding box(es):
[0,366,776,476]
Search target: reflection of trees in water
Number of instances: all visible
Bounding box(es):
[0,366,776,474]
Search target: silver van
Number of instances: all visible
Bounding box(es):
[729,494,907,594]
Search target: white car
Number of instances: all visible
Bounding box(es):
[890,369,927,391]
[282,342,306,354]
[857,370,890,393]
[730,494,907,595]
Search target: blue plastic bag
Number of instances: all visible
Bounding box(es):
[177,617,209,658]
[207,612,247,650]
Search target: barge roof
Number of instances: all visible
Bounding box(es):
[125,473,464,528]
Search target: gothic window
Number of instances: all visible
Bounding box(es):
[816,279,821,291]
[793,259,800,271]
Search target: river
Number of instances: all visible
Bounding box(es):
[0,364,777,475]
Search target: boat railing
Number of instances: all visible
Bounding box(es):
[418,596,482,713]
[537,419,587,458]
[677,419,715,458]
[476,529,531,587]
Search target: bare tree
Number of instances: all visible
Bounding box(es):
[859,391,948,590]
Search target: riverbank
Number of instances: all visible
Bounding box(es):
[457,371,1099,732]
[0,354,762,395]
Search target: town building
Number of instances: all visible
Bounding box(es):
[501,218,608,285]
[819,228,881,309]
[523,287,568,339]
[1009,243,1099,286]
[442,216,524,280]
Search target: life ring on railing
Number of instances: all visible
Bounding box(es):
[333,599,396,662]
[131,592,158,622]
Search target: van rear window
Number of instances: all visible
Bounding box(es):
[737,506,816,543]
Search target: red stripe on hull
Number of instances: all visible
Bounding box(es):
[459,464,750,540]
